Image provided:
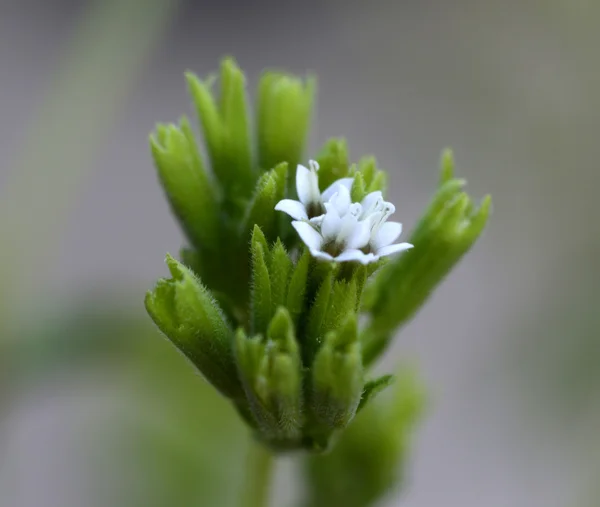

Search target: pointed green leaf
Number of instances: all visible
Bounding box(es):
[257,72,315,173]
[350,172,367,202]
[366,169,387,194]
[310,315,363,429]
[243,163,288,243]
[357,374,395,413]
[150,124,219,248]
[186,58,254,208]
[306,273,333,355]
[316,138,350,191]
[439,148,455,185]
[361,153,491,366]
[251,228,272,335]
[321,278,358,337]
[144,254,242,399]
[286,249,310,326]
[357,156,376,187]
[270,240,292,313]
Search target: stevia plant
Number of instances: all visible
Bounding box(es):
[144,57,490,505]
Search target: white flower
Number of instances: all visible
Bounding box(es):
[274,160,354,221]
[290,186,413,265]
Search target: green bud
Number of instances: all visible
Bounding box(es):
[366,169,387,194]
[257,71,315,174]
[286,249,310,327]
[361,150,491,365]
[250,226,272,335]
[350,172,367,202]
[150,121,219,249]
[356,156,376,187]
[304,368,425,507]
[144,255,242,399]
[321,278,358,338]
[269,240,292,314]
[186,58,254,209]
[353,155,387,194]
[316,138,350,191]
[235,308,303,445]
[242,162,288,243]
[306,273,333,357]
[310,315,364,429]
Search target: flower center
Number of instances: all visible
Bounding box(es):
[306,201,325,218]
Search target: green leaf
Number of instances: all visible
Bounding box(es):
[286,249,310,326]
[306,273,333,356]
[186,58,254,209]
[366,169,387,194]
[361,152,491,366]
[150,123,219,249]
[144,255,242,399]
[303,367,425,507]
[257,71,315,174]
[236,309,303,443]
[316,138,350,191]
[250,227,272,335]
[310,315,363,429]
[357,156,376,188]
[270,240,292,314]
[321,278,358,337]
[350,172,367,202]
[357,374,394,413]
[242,163,288,243]
[439,148,455,185]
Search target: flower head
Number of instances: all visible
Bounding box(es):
[274,160,354,221]
[283,182,413,265]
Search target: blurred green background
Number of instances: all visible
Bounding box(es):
[1,0,598,506]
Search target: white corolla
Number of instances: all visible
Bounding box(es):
[276,162,413,264]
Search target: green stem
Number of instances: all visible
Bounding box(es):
[242,441,275,507]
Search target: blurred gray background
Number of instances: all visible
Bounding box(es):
[1,0,599,506]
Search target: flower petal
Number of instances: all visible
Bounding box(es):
[309,215,325,226]
[321,208,342,241]
[373,221,403,249]
[336,212,360,244]
[376,242,413,257]
[274,199,308,220]
[345,219,371,250]
[292,221,323,251]
[360,191,383,216]
[335,249,376,264]
[321,177,354,202]
[296,164,320,207]
[329,184,351,216]
[310,249,334,262]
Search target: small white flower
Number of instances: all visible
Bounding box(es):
[289,187,413,265]
[363,195,413,260]
[274,160,354,221]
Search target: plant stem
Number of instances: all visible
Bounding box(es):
[242,441,274,507]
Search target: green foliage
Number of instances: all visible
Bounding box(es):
[150,120,219,249]
[242,163,288,243]
[257,71,316,175]
[235,308,303,445]
[316,138,350,190]
[361,149,491,365]
[144,254,242,400]
[304,369,425,507]
[310,316,364,429]
[352,156,388,195]
[186,58,254,211]
[145,58,490,459]
[251,227,272,336]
